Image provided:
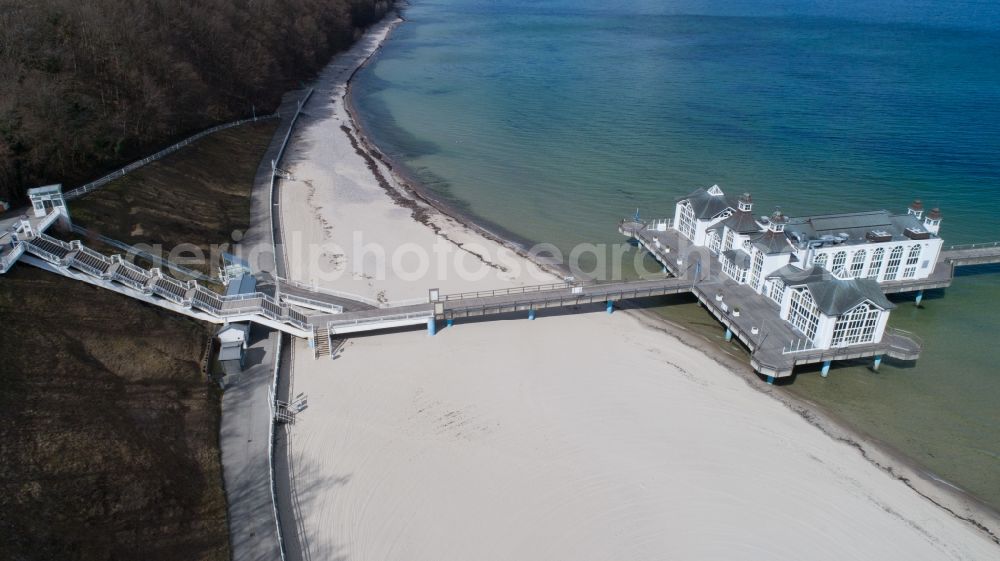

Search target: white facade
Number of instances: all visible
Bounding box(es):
[669,185,934,350]
[673,184,734,246]
[799,238,943,283]
[775,277,892,349]
[217,323,251,348]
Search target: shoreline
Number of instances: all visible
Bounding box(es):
[341,20,573,280]
[336,9,1000,543]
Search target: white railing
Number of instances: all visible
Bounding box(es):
[782,338,818,354]
[327,310,432,330]
[281,293,344,314]
[37,211,61,232]
[944,240,1000,251]
[271,88,315,278]
[267,334,289,561]
[24,241,67,265]
[440,281,573,302]
[647,218,673,231]
[24,235,312,333]
[65,113,280,200]
[0,242,25,272]
[279,277,384,308]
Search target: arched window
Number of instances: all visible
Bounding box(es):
[742,239,753,253]
[769,279,785,303]
[831,303,882,347]
[903,245,922,278]
[885,246,904,280]
[832,251,847,273]
[868,247,885,280]
[707,230,721,254]
[749,251,764,291]
[678,202,696,241]
[850,250,866,278]
[788,288,821,341]
[814,253,828,269]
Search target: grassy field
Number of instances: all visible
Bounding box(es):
[69,121,278,275]
[0,120,276,561]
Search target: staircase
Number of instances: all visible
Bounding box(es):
[313,326,331,359]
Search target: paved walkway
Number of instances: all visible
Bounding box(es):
[219,83,314,561]
[219,328,281,561]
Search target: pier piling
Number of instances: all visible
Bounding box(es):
[873,355,882,371]
[528,308,536,320]
[915,290,924,306]
[821,360,832,377]
[606,300,614,314]
[724,327,733,342]
[427,317,437,336]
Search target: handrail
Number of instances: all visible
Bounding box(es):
[327,309,433,328]
[943,240,1000,251]
[281,293,344,313]
[267,334,288,561]
[270,88,314,279]
[884,327,924,349]
[440,281,573,302]
[782,338,817,354]
[279,277,383,308]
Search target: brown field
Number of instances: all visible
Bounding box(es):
[0,120,276,560]
[69,121,277,275]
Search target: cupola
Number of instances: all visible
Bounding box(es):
[923,207,942,235]
[907,199,924,219]
[738,192,753,212]
[768,208,788,233]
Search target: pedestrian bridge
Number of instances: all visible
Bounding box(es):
[4,207,997,379]
[0,209,695,350]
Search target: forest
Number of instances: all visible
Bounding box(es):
[0,0,392,202]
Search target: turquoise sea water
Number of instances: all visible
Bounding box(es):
[354,0,1000,508]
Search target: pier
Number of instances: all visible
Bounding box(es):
[4,195,1000,380]
[619,217,1000,380]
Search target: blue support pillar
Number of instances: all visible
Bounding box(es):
[915,290,924,306]
[606,300,614,314]
[766,375,775,385]
[528,308,536,320]
[308,336,315,349]
[873,355,882,372]
[695,260,702,280]
[662,265,668,274]
[821,360,832,377]
[446,318,454,328]
[724,327,733,342]
[427,316,437,336]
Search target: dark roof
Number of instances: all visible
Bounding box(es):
[225,273,257,297]
[784,210,935,249]
[750,230,793,254]
[722,248,751,269]
[768,265,894,315]
[718,210,762,234]
[680,187,735,221]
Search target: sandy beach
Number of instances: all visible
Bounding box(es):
[277,13,1000,561]
[278,16,556,306]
